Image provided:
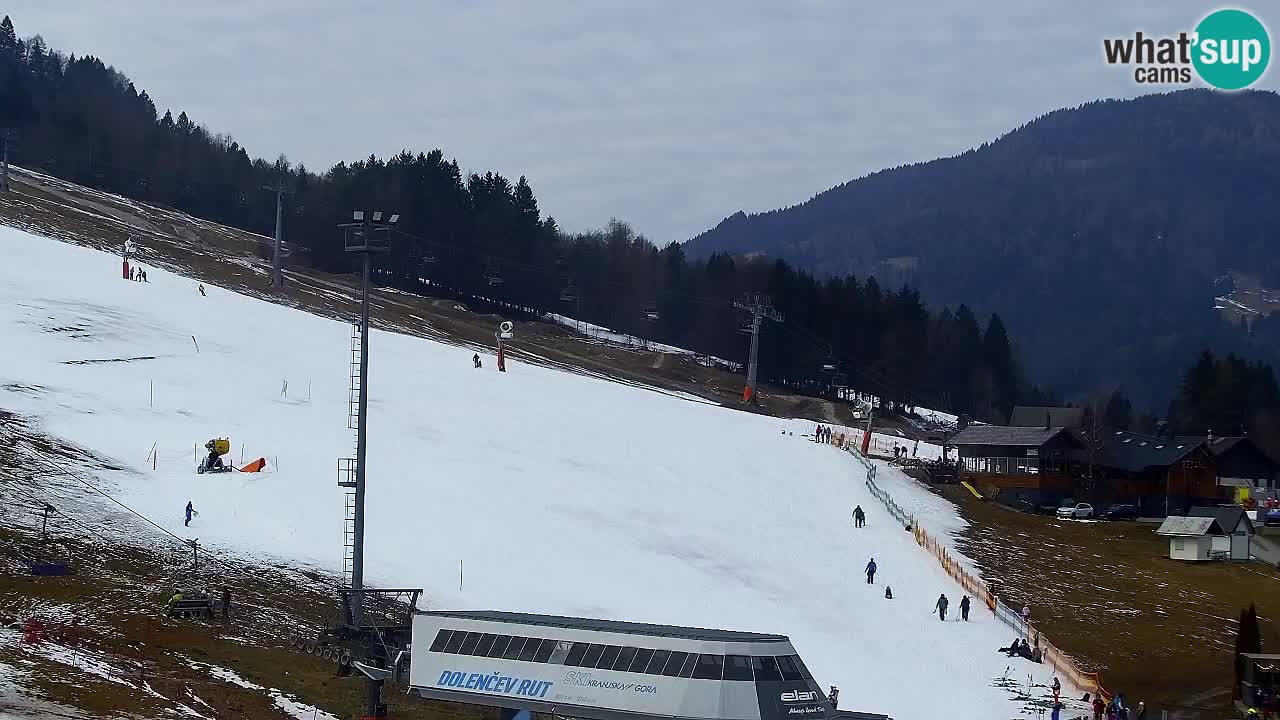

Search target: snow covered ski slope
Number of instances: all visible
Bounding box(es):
[0,227,1067,719]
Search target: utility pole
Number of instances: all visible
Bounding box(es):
[1,128,13,193]
[262,177,292,290]
[733,293,783,403]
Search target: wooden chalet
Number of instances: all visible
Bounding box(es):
[1075,429,1221,516]
[1176,434,1280,495]
[949,423,1085,505]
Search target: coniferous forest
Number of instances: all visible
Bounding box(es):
[2,13,1279,451]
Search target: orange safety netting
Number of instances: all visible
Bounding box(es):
[910,522,1109,701]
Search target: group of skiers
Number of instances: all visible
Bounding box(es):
[998,636,1042,663]
[1092,693,1143,720]
[129,266,149,282]
[890,441,918,460]
[814,425,836,443]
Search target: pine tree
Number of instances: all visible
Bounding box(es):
[0,16,16,60]
[1104,389,1132,430]
[1235,604,1262,699]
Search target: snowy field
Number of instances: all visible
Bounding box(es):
[0,227,1068,719]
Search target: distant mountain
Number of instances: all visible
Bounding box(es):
[685,90,1280,409]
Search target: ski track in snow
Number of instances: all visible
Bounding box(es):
[0,226,1068,719]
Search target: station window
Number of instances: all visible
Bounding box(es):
[502,637,528,661]
[628,648,655,673]
[723,655,753,681]
[533,639,557,663]
[776,655,804,682]
[614,646,638,671]
[564,642,590,666]
[678,652,699,678]
[487,635,512,658]
[661,651,688,677]
[518,638,544,662]
[644,649,670,675]
[692,654,724,680]
[792,655,813,680]
[429,629,452,653]
[751,656,782,682]
[548,641,574,665]
[444,630,468,654]
[596,645,622,669]
[582,644,607,668]
[473,634,497,656]
[459,632,483,655]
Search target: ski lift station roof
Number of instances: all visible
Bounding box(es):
[408,610,888,720]
[421,610,789,643]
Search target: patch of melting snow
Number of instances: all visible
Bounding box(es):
[187,660,264,691]
[35,643,132,688]
[272,691,340,720]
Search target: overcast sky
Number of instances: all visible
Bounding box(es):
[6,1,1276,243]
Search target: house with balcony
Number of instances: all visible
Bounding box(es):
[949,423,1085,506]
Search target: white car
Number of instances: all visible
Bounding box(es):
[1056,503,1094,519]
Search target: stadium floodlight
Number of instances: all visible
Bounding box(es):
[353,210,364,221]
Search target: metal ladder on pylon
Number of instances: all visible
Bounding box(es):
[347,323,362,431]
[337,321,362,587]
[341,491,357,585]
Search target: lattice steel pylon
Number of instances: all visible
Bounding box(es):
[733,293,783,404]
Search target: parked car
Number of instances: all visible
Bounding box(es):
[1102,504,1140,521]
[1056,503,1095,519]
[1266,508,1280,527]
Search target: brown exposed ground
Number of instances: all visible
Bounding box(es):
[0,408,492,720]
[938,485,1280,719]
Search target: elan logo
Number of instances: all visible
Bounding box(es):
[780,691,820,703]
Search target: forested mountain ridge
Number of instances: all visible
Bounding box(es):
[685,90,1280,408]
[0,14,1033,423]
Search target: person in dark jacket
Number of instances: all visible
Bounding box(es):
[865,558,877,584]
[198,284,206,296]
[472,353,482,369]
[959,595,971,621]
[1092,696,1106,720]
[853,505,866,528]
[184,501,194,527]
[884,586,893,599]
[934,593,949,621]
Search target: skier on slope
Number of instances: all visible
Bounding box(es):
[853,505,866,528]
[864,558,876,584]
[185,501,195,527]
[934,593,949,621]
[198,284,206,296]
[473,353,482,369]
[959,595,971,621]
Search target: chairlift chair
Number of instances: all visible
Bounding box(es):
[738,321,755,334]
[559,284,579,303]
[642,302,661,322]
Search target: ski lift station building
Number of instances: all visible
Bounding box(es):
[409,610,891,720]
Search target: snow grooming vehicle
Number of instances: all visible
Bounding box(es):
[197,438,233,474]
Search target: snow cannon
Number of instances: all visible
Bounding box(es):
[197,437,233,474]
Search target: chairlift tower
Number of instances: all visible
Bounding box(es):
[733,293,783,403]
[335,210,397,596]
